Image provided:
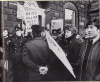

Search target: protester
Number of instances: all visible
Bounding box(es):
[22,25,56,81]
[52,30,58,41]
[0,34,3,82]
[62,26,82,81]
[56,31,64,43]
[24,32,32,42]
[79,19,100,81]
[10,25,27,82]
[57,32,65,50]
[46,24,51,34]
[2,29,13,82]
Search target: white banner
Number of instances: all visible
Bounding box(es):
[17,3,39,33]
[25,10,38,32]
[45,31,76,78]
[17,2,25,19]
[25,11,38,26]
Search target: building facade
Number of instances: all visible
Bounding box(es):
[0,0,99,36]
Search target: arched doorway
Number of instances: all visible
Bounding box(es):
[64,2,79,30]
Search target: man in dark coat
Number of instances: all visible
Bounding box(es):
[22,25,56,81]
[2,29,13,82]
[79,19,100,81]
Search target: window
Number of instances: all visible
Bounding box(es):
[38,15,42,26]
[65,9,75,27]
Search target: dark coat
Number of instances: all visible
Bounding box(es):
[22,37,55,81]
[79,39,100,81]
[3,37,13,82]
[3,38,11,60]
[10,36,27,82]
[22,37,67,81]
[58,35,82,81]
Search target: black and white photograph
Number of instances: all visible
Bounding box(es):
[0,0,100,82]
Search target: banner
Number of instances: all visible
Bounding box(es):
[17,2,25,19]
[25,10,38,32]
[25,10,38,25]
[17,3,39,34]
[45,31,76,78]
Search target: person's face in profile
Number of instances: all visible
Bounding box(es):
[86,25,99,39]
[65,30,72,38]
[84,28,89,39]
[16,30,22,37]
[53,31,56,34]
[47,24,50,29]
[3,30,8,37]
[41,31,46,39]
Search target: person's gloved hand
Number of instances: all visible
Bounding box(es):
[39,66,48,75]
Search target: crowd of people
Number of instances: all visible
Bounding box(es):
[0,19,100,82]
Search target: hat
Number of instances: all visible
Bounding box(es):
[31,25,44,33]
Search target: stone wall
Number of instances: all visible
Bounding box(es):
[45,1,89,35]
[0,1,99,36]
[89,0,99,21]
[45,1,64,26]
[0,1,24,34]
[1,1,16,33]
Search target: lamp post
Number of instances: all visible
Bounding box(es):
[87,0,91,21]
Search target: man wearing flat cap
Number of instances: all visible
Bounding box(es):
[22,25,55,81]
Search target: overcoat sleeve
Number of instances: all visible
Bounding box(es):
[22,46,39,71]
[10,41,21,62]
[95,74,100,81]
[94,59,100,81]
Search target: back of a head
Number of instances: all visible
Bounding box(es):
[31,25,45,37]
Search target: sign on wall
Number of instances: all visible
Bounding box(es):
[51,19,63,33]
